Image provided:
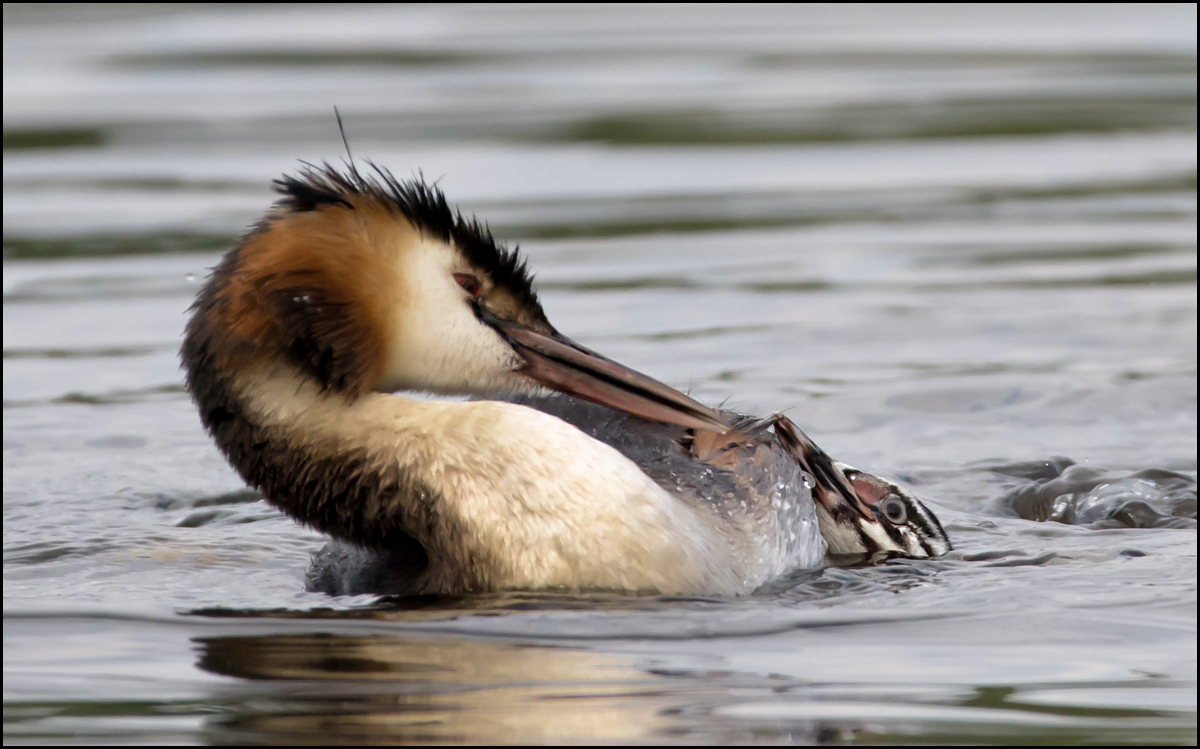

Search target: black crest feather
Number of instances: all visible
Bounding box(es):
[273,162,541,315]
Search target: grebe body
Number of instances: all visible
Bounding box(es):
[182,165,950,596]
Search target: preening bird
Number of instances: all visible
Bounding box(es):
[182,164,950,597]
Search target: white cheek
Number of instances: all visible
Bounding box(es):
[858,520,896,552]
[901,529,926,557]
[377,238,522,394]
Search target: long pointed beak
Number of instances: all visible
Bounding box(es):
[480,309,728,433]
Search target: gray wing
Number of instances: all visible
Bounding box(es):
[507,394,825,582]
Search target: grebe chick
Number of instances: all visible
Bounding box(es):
[182,164,950,596]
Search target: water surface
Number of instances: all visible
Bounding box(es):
[4,4,1196,744]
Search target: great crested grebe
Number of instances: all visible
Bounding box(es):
[183,164,950,597]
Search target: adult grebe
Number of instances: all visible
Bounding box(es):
[182,164,950,596]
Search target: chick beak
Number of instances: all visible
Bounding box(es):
[479,309,728,433]
[770,416,875,521]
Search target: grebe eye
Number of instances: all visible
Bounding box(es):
[454,273,481,298]
[881,496,907,524]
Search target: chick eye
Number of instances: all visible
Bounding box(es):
[454,273,481,298]
[880,496,907,524]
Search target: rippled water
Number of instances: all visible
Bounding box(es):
[4,4,1196,744]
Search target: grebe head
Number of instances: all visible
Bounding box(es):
[819,461,952,561]
[186,163,727,432]
[772,418,951,560]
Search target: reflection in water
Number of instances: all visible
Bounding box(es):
[5,611,1193,744]
[184,625,1193,744]
[196,633,681,743]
